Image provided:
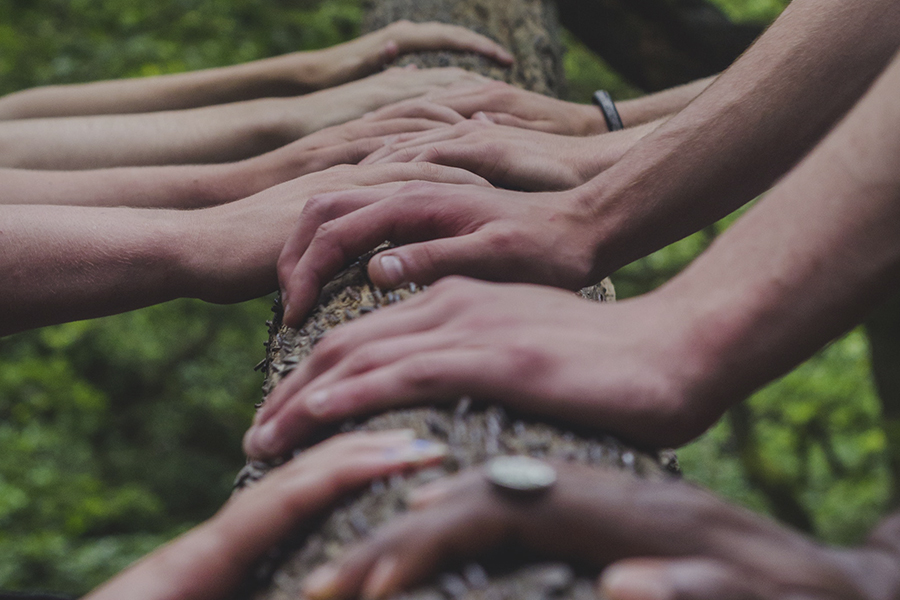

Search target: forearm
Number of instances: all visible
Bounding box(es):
[0,206,196,335]
[0,97,300,169]
[0,54,318,120]
[656,48,900,413]
[616,76,716,127]
[0,162,268,208]
[583,0,900,275]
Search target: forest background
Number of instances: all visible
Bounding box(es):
[0,0,891,595]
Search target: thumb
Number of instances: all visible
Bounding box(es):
[367,235,494,289]
[599,559,767,600]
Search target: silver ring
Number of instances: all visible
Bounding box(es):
[487,456,556,495]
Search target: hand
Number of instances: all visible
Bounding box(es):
[84,430,448,600]
[183,163,490,305]
[298,462,897,600]
[276,179,604,326]
[306,20,514,89]
[420,81,607,135]
[245,278,715,459]
[289,67,491,137]
[361,118,615,191]
[245,111,461,188]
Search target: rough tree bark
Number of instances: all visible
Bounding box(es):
[235,3,676,599]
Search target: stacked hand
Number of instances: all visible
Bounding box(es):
[298,462,899,600]
[306,20,514,90]
[244,279,718,460]
[84,430,448,600]
[360,118,648,191]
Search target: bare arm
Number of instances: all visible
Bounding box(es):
[272,0,900,323]
[0,162,486,337]
[85,431,447,600]
[583,0,900,277]
[0,21,512,120]
[247,45,900,458]
[0,114,456,208]
[0,67,486,170]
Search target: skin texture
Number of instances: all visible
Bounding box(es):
[0,20,513,119]
[360,117,662,191]
[246,46,900,459]
[370,75,714,136]
[83,430,449,600]
[0,111,463,208]
[0,67,489,170]
[0,162,488,337]
[276,0,900,324]
[299,464,900,600]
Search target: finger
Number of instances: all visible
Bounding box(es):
[278,186,400,326]
[363,98,466,125]
[280,180,485,325]
[303,471,506,600]
[208,430,450,570]
[367,229,518,289]
[475,111,553,132]
[391,22,514,65]
[249,290,456,432]
[253,347,522,457]
[600,558,768,600]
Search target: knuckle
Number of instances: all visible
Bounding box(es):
[483,226,521,254]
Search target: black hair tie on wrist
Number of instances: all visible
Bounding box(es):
[592,90,624,132]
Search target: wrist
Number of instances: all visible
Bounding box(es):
[576,101,610,135]
[174,202,279,304]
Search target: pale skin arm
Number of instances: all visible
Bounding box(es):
[0,162,487,337]
[245,45,900,458]
[274,0,900,324]
[0,113,459,208]
[0,67,487,170]
[359,116,663,191]
[0,21,512,119]
[411,75,715,135]
[299,464,900,600]
[84,430,448,600]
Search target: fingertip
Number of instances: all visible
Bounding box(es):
[304,564,342,600]
[472,111,494,123]
[599,564,673,600]
[244,420,280,459]
[361,556,401,600]
[492,46,515,65]
[370,253,407,288]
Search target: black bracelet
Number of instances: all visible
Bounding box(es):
[592,90,624,132]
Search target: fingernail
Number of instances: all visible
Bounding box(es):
[384,439,448,463]
[407,477,453,507]
[600,566,673,600]
[378,254,405,286]
[306,390,330,416]
[472,111,493,122]
[362,556,400,600]
[304,564,341,600]
[249,421,279,456]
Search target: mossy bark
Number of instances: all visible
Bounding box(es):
[236,3,675,599]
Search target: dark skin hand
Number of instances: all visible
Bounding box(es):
[300,463,900,600]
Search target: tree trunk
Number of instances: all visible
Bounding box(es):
[235,3,674,598]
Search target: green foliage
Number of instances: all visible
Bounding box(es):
[0,300,271,592]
